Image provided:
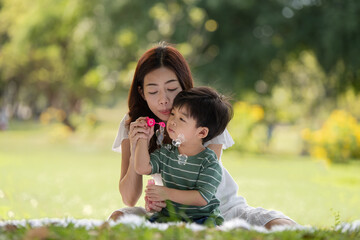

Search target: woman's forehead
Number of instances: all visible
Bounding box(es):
[145,79,179,87]
[144,67,178,85]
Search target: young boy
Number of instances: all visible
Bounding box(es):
[134,87,233,226]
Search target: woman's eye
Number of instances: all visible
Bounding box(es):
[148,91,158,95]
[168,88,178,92]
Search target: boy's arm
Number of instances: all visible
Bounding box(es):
[134,139,152,175]
[146,185,208,206]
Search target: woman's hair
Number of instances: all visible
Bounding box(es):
[173,87,233,143]
[127,42,194,152]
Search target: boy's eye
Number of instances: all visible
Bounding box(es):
[180,117,186,122]
[170,112,174,116]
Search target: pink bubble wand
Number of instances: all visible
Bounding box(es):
[146,117,165,128]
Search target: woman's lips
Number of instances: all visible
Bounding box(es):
[159,110,170,115]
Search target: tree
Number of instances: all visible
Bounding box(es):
[195,0,360,99]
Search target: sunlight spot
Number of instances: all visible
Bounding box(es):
[205,19,218,32]
[83,205,93,216]
[189,7,205,27]
[177,43,193,58]
[8,211,15,218]
[117,29,137,47]
[30,199,38,208]
[0,189,4,199]
[282,7,294,19]
[255,80,268,94]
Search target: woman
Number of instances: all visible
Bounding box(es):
[110,42,295,229]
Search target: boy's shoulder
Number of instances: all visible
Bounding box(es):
[200,147,218,162]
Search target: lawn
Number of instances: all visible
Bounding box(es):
[0,107,360,229]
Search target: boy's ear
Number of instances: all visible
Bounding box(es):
[197,127,209,139]
[138,86,145,100]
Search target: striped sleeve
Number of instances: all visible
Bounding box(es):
[196,154,222,203]
[149,148,162,174]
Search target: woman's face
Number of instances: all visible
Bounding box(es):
[142,67,182,121]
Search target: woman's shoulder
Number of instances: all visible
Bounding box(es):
[112,113,130,153]
[204,128,234,150]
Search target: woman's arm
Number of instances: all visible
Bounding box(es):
[118,117,153,206]
[119,139,143,206]
[207,144,223,160]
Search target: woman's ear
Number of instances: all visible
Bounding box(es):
[197,127,209,140]
[138,86,145,100]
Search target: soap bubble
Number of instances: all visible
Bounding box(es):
[156,126,165,146]
[172,133,185,147]
[178,154,188,165]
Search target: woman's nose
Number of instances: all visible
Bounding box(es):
[159,92,169,105]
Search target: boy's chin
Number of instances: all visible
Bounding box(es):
[168,132,175,140]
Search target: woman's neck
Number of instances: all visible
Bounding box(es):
[178,142,205,156]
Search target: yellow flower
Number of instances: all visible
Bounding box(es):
[311,146,327,160]
[40,112,51,125]
[251,105,264,121]
[301,128,312,141]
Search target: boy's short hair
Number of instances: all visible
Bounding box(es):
[172,87,233,143]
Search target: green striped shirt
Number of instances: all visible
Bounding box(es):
[149,146,223,223]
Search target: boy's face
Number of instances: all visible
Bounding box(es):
[166,106,208,145]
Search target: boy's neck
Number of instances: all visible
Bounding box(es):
[178,142,205,156]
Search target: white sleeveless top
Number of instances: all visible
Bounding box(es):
[112,114,240,214]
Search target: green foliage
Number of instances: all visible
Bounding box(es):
[1,0,360,125]
[228,101,267,153]
[196,0,360,98]
[0,222,359,240]
[330,208,341,230]
[302,110,360,163]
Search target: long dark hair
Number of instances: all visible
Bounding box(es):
[127,42,194,152]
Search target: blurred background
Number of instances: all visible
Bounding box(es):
[1,0,360,227]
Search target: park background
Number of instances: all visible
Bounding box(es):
[1,0,360,228]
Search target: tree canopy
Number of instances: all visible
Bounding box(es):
[1,0,359,124]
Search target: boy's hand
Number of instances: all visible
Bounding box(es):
[145,185,169,202]
[145,198,166,212]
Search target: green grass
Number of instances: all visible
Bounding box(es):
[1,107,360,230]
[1,223,359,240]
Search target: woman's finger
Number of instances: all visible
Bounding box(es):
[148,203,162,212]
[133,133,150,143]
[129,123,148,136]
[129,118,148,133]
[150,201,166,210]
[130,127,150,139]
[153,201,166,208]
[148,196,159,202]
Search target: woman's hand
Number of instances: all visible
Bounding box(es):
[144,179,166,212]
[128,117,154,155]
[145,196,166,213]
[265,218,296,229]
